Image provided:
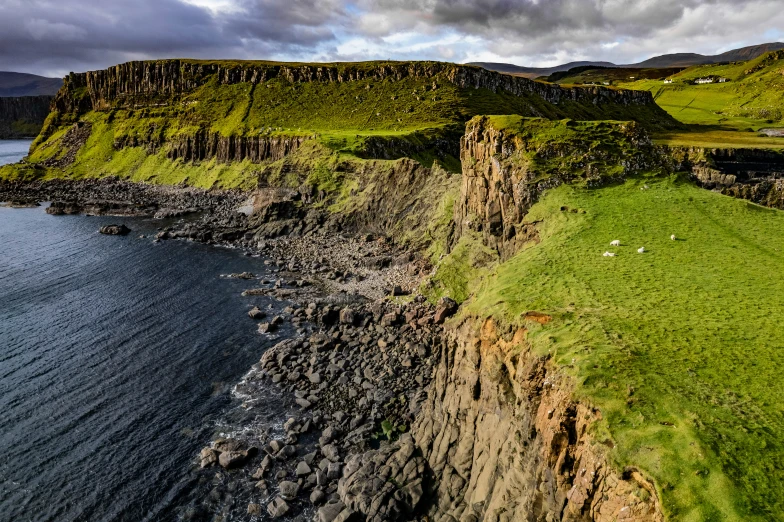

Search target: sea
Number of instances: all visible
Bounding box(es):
[0,139,288,521]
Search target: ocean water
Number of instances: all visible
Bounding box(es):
[0,139,32,166]
[0,203,289,521]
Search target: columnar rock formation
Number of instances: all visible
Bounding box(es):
[454,117,659,257]
[52,60,662,114]
[0,95,52,138]
[413,317,663,522]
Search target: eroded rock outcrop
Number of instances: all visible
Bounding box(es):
[413,317,662,522]
[669,146,784,208]
[455,117,661,258]
[52,60,666,116]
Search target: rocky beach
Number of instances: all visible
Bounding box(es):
[0,178,458,522]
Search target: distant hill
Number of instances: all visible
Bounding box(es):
[466,60,615,79]
[0,72,62,97]
[471,42,784,78]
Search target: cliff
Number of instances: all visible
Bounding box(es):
[0,95,53,138]
[667,146,784,208]
[454,116,665,258]
[413,317,662,522]
[52,60,665,115]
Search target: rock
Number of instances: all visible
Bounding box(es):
[99,224,131,235]
[334,509,363,522]
[247,503,262,516]
[380,313,399,327]
[258,322,278,334]
[317,499,346,522]
[337,434,425,521]
[327,462,342,480]
[339,308,355,325]
[311,488,326,504]
[296,460,312,476]
[248,306,266,319]
[218,450,247,469]
[321,444,340,462]
[296,397,312,409]
[198,447,218,468]
[267,497,290,518]
[434,296,458,324]
[309,372,322,384]
[279,480,300,500]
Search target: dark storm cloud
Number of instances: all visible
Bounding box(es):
[0,0,782,77]
[0,0,343,76]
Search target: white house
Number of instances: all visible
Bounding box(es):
[664,79,673,84]
[695,78,714,84]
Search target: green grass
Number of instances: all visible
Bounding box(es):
[542,51,784,148]
[2,58,678,188]
[457,175,784,521]
[605,51,784,148]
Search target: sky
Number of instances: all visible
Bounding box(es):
[1,0,783,78]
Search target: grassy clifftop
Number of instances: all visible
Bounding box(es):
[430,116,784,521]
[1,59,676,188]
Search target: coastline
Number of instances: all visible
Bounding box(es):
[0,177,451,521]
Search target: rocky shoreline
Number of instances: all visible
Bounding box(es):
[0,178,456,522]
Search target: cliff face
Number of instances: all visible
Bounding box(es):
[413,317,662,522]
[455,117,662,258]
[52,60,662,114]
[668,146,784,209]
[115,131,311,164]
[0,95,53,138]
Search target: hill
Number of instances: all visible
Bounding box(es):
[609,50,784,147]
[466,60,615,79]
[0,72,62,97]
[471,41,784,78]
[430,115,784,521]
[1,59,675,188]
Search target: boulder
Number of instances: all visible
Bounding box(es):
[267,497,290,518]
[198,447,218,468]
[278,480,300,500]
[248,306,266,319]
[434,296,458,324]
[336,434,425,521]
[99,224,131,236]
[321,444,340,462]
[218,450,248,469]
[339,308,355,325]
[317,500,346,522]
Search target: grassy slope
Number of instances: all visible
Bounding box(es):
[1,59,675,187]
[614,52,784,148]
[545,52,784,148]
[442,175,783,521]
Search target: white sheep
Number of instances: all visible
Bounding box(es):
[603,251,616,257]
[638,247,645,253]
[610,240,621,246]
[671,234,676,241]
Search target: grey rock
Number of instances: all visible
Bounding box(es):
[321,444,340,462]
[267,497,290,518]
[279,480,299,501]
[296,460,312,476]
[327,462,342,480]
[317,499,346,522]
[310,488,326,505]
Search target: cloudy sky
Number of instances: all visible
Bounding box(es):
[1,0,783,78]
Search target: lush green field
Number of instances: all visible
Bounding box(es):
[440,175,784,521]
[547,51,784,148]
[619,51,784,148]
